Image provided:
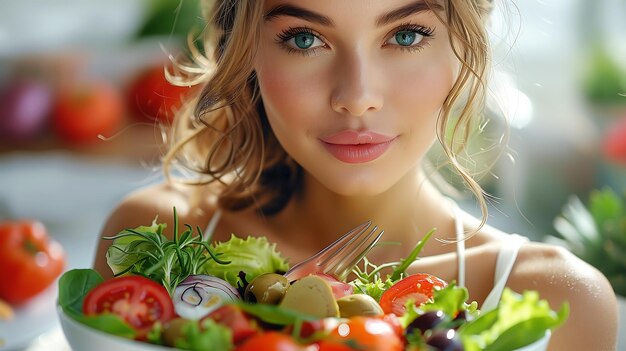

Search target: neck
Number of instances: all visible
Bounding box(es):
[275,167,457,258]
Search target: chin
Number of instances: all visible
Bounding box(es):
[307,166,398,197]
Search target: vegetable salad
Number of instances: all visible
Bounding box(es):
[58,214,568,351]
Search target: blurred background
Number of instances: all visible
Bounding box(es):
[0,0,624,349]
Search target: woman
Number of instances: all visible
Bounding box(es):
[94,0,618,349]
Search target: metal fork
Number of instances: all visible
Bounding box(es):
[284,221,384,281]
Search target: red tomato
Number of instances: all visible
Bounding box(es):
[603,116,626,164]
[284,319,327,340]
[0,220,66,305]
[379,313,403,337]
[205,305,259,345]
[315,340,355,351]
[51,81,124,145]
[322,316,403,351]
[379,273,447,316]
[83,276,175,338]
[235,332,304,351]
[126,64,199,124]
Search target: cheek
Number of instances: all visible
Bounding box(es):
[387,56,455,118]
[255,53,328,131]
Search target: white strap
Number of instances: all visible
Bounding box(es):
[202,208,222,241]
[451,201,466,289]
[481,233,529,312]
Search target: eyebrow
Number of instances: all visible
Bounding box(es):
[264,1,443,27]
[376,1,443,27]
[264,4,334,26]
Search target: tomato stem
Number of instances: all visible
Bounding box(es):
[23,240,41,255]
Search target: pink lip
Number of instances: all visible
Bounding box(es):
[320,130,397,163]
[320,130,395,145]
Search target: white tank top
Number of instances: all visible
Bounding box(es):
[451,202,529,312]
[450,205,550,350]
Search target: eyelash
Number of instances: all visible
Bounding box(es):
[274,23,436,56]
[388,23,435,52]
[275,26,326,56]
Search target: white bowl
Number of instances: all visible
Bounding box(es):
[59,305,551,351]
[57,306,178,351]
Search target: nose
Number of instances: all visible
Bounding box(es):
[330,53,383,116]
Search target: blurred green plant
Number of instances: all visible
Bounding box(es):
[582,45,626,106]
[136,0,204,39]
[552,188,626,297]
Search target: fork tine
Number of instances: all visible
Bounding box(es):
[320,224,378,268]
[283,220,385,281]
[318,221,372,267]
[325,227,384,281]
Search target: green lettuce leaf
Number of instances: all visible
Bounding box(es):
[58,269,104,317]
[460,288,569,351]
[203,235,290,287]
[173,318,233,351]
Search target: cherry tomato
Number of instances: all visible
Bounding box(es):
[126,64,199,124]
[0,220,65,305]
[379,313,403,337]
[205,305,259,345]
[51,81,124,145]
[234,332,304,351]
[315,340,355,351]
[379,273,447,316]
[83,275,175,338]
[322,316,403,351]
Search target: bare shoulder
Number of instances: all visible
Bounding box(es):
[92,181,217,278]
[509,241,618,350]
[103,182,215,233]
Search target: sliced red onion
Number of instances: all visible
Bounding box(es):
[173,274,241,320]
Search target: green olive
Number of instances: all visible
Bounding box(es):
[244,273,290,304]
[336,294,384,318]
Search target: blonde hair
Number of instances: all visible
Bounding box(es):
[165,0,495,223]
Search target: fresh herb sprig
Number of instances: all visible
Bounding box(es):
[350,228,436,301]
[104,208,230,295]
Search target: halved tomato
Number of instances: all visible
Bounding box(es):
[83,275,175,338]
[379,273,447,316]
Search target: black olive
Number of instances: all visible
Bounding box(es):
[406,310,447,335]
[426,329,464,351]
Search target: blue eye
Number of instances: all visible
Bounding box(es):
[278,28,325,52]
[388,30,423,47]
[386,25,434,50]
[395,31,418,46]
[293,32,316,49]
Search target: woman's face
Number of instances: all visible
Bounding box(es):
[255,0,458,196]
